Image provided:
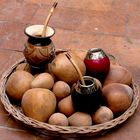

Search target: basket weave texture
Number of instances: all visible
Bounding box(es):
[0,56,139,138]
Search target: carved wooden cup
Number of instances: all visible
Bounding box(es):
[24,25,55,71]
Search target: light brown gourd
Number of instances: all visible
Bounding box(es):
[58,95,75,117]
[6,71,34,101]
[48,113,69,126]
[52,81,71,100]
[102,83,133,114]
[103,65,132,86]
[69,50,87,61]
[16,63,31,72]
[21,88,56,122]
[92,106,113,124]
[31,73,54,89]
[68,112,92,126]
[50,52,86,84]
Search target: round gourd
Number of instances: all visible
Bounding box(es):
[103,65,132,86]
[50,52,86,84]
[21,88,56,122]
[68,112,92,126]
[48,113,69,126]
[6,70,34,101]
[69,50,87,61]
[52,81,71,100]
[58,95,75,117]
[92,106,113,124]
[102,83,133,114]
[31,73,54,89]
[16,63,31,72]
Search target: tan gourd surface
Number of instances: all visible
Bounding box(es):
[21,88,56,122]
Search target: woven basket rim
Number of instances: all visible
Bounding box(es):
[0,51,139,137]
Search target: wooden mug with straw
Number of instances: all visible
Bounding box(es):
[23,1,58,73]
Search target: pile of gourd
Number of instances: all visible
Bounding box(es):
[5,50,133,126]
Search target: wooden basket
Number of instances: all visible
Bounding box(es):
[0,51,139,138]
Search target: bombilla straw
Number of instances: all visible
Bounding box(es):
[42,1,58,37]
[65,53,86,86]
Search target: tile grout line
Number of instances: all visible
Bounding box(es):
[125,13,130,37]
[124,13,134,44]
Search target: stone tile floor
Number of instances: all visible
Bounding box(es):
[0,0,140,139]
